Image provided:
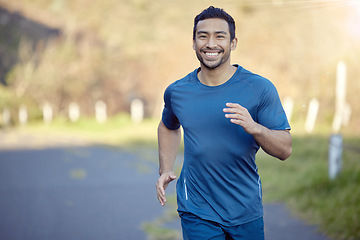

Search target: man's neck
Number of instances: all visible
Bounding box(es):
[198,64,237,87]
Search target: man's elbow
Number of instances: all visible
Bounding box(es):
[278,146,292,161]
[278,131,292,161]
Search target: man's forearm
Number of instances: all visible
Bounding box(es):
[252,124,292,161]
[158,121,182,175]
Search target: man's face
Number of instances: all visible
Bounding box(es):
[193,18,237,70]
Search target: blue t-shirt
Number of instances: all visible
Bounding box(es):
[162,65,290,226]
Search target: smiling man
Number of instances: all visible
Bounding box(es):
[156,6,292,240]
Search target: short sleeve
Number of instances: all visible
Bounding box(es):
[161,84,180,130]
[257,82,291,131]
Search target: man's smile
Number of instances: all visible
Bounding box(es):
[202,50,223,60]
[205,52,219,56]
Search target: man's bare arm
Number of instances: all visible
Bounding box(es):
[156,120,181,206]
[251,126,291,160]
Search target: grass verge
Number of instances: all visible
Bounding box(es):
[18,114,160,148]
[257,135,360,239]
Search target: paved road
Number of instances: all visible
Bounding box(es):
[0,146,168,240]
[0,139,331,239]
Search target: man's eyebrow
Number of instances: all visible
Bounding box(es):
[196,31,228,35]
[196,31,208,35]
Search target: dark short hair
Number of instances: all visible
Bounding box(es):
[193,6,236,41]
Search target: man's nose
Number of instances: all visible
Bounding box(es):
[206,36,217,48]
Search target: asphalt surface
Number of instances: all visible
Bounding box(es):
[0,146,166,240]
[0,131,331,240]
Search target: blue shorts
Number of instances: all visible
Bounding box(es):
[180,212,264,240]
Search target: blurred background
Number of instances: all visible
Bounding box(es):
[0,0,359,130]
[0,0,359,239]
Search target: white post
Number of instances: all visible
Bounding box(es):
[95,100,107,124]
[305,98,319,133]
[19,105,28,126]
[328,134,342,180]
[131,99,144,123]
[332,61,347,133]
[69,102,80,122]
[43,102,53,124]
[342,103,352,127]
[282,97,293,123]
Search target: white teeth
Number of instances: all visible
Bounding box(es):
[205,52,219,56]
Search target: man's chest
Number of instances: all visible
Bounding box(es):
[171,85,259,130]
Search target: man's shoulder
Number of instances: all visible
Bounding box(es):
[166,69,198,91]
[236,66,269,83]
[235,65,276,90]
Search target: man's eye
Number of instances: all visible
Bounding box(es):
[199,35,207,39]
[217,35,225,39]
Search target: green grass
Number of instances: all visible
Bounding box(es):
[142,195,182,240]
[14,117,360,240]
[257,135,360,240]
[21,114,160,148]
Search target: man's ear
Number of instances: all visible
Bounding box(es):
[231,37,238,51]
[193,39,196,50]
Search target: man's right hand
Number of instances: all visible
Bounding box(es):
[156,171,176,206]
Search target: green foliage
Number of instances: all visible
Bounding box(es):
[142,223,181,240]
[2,0,360,131]
[5,35,128,115]
[142,194,181,240]
[0,85,13,109]
[0,83,42,126]
[291,168,360,239]
[257,136,360,239]
[25,114,160,148]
